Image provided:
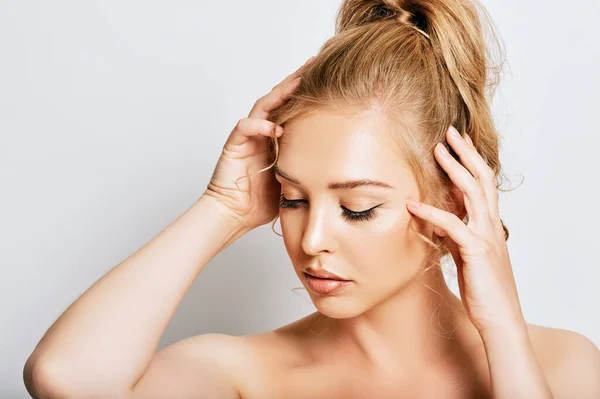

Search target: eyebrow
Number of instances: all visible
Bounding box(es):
[273,164,395,190]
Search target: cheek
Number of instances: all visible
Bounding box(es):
[350,209,425,282]
[351,212,410,268]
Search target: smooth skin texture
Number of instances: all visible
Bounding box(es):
[24,58,600,399]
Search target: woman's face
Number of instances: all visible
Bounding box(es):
[275,108,433,319]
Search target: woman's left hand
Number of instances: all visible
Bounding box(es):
[405,125,526,336]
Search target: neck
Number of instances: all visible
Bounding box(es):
[317,266,481,373]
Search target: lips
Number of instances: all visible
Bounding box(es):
[304,267,349,281]
[303,272,353,295]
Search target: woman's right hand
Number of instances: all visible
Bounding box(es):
[203,57,315,232]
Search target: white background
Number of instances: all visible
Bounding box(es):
[1,1,598,397]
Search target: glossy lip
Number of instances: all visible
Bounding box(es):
[303,266,351,281]
[304,273,353,295]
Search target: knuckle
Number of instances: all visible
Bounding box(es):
[468,182,485,202]
[476,185,487,201]
[254,95,267,107]
[235,118,248,130]
[482,168,495,182]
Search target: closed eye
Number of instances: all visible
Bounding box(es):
[279,194,381,222]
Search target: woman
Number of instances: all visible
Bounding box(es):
[24,0,600,398]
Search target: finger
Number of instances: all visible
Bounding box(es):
[248,57,315,120]
[406,199,474,248]
[227,118,284,147]
[446,126,500,221]
[248,76,302,120]
[434,140,491,228]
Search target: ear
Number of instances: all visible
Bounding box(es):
[433,184,467,238]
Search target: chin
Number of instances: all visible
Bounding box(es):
[309,295,370,319]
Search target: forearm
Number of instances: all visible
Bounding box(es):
[481,324,553,399]
[24,195,248,397]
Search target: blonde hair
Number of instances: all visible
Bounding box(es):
[246,0,518,274]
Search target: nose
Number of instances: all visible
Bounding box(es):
[301,205,337,256]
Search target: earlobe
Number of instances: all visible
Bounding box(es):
[434,226,448,237]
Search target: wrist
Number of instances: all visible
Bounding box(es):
[479,319,530,348]
[195,195,251,252]
[197,194,248,233]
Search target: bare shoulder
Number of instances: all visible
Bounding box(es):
[242,312,322,362]
[131,333,255,399]
[133,316,319,399]
[527,323,600,398]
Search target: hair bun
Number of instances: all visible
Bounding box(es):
[372,2,398,20]
[337,1,430,39]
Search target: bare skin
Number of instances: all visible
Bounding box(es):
[24,58,600,399]
[205,315,596,399]
[129,97,600,397]
[172,72,599,398]
[241,283,494,399]
[128,307,599,399]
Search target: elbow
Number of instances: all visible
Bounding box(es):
[23,357,68,399]
[23,357,131,399]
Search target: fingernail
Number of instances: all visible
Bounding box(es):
[276,125,284,135]
[449,126,460,138]
[437,143,450,157]
[406,199,421,208]
[464,134,473,145]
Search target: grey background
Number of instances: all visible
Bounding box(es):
[1,1,599,397]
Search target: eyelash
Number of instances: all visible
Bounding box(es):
[279,194,379,222]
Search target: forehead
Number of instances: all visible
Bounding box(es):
[276,109,409,188]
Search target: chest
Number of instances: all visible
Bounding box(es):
[239,361,492,399]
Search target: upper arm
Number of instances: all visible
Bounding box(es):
[544,330,600,399]
[129,333,244,399]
